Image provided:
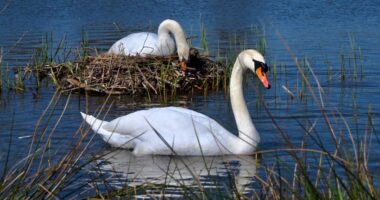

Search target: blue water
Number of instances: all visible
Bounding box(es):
[1,0,380,198]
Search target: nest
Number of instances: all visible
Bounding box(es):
[38,50,227,95]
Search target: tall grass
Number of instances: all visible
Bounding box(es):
[348,33,359,80]
[33,33,66,69]
[251,25,267,56]
[340,48,346,80]
[334,33,364,81]
[32,33,70,88]
[263,29,380,199]
[14,68,24,91]
[0,92,125,199]
[200,23,209,56]
[78,29,90,60]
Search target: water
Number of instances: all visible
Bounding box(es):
[1,0,380,198]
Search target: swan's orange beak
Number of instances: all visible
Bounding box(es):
[256,67,271,89]
[180,61,187,72]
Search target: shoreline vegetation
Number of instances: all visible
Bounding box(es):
[0,26,378,199]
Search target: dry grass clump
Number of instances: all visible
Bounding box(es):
[37,51,226,95]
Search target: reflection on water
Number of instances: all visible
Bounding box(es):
[94,149,257,198]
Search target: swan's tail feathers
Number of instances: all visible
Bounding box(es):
[80,112,109,133]
[80,112,136,149]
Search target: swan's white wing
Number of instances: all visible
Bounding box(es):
[102,107,230,137]
[108,32,175,56]
[161,106,220,126]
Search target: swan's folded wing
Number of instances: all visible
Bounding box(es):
[162,107,227,132]
[100,107,230,139]
[101,111,148,137]
[145,107,232,140]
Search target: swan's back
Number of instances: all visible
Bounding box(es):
[103,107,227,139]
[108,32,176,56]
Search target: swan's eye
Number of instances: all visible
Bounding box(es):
[253,59,269,73]
[261,63,269,72]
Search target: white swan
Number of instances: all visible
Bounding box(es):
[108,19,189,63]
[81,49,271,156]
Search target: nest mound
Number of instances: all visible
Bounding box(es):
[39,52,227,95]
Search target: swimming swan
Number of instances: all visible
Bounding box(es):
[108,19,189,66]
[81,49,270,156]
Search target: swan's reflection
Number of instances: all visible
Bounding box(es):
[95,149,257,197]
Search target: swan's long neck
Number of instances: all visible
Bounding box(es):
[230,56,260,147]
[157,20,189,59]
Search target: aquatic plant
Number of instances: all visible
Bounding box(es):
[349,33,359,80]
[200,23,209,56]
[14,67,24,91]
[77,29,90,60]
[0,93,85,198]
[32,33,70,87]
[262,30,380,199]
[5,66,11,91]
[340,48,346,80]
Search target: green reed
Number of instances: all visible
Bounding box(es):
[5,66,11,91]
[32,33,69,87]
[270,31,379,199]
[188,25,193,47]
[271,60,278,98]
[340,48,346,80]
[312,35,365,82]
[348,33,358,80]
[0,48,2,91]
[200,23,209,56]
[0,93,93,199]
[347,33,365,80]
[33,33,67,68]
[78,29,90,60]
[295,57,302,99]
[359,47,363,79]
[14,68,24,91]
[214,61,222,91]
[300,58,306,101]
[0,69,2,92]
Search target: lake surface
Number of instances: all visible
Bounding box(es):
[1,0,380,198]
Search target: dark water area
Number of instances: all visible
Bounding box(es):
[0,0,380,198]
